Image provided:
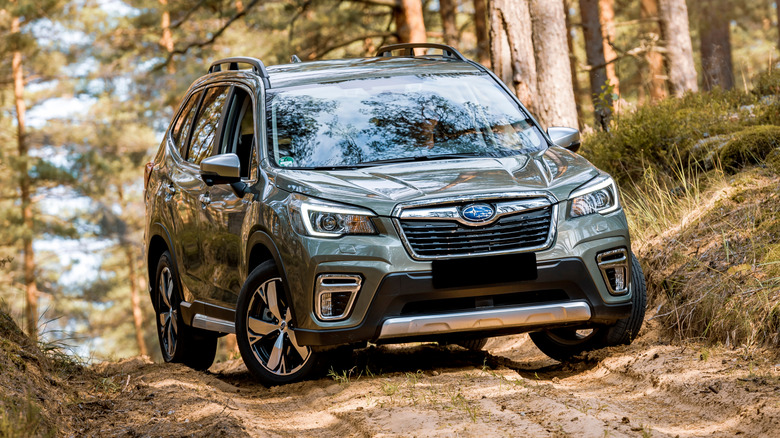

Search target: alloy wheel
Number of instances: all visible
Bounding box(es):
[245,277,312,376]
[158,266,178,359]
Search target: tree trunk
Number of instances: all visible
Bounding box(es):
[699,0,734,91]
[126,246,149,356]
[640,0,667,102]
[440,0,458,47]
[777,0,780,54]
[580,0,612,130]
[530,0,579,128]
[598,0,619,95]
[160,0,175,74]
[564,0,583,126]
[396,0,427,45]
[473,0,490,66]
[657,0,698,96]
[489,0,538,116]
[12,15,38,341]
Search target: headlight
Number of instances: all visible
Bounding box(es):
[569,176,620,217]
[287,193,377,237]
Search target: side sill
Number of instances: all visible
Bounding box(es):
[192,314,235,334]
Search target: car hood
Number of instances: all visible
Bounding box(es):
[272,147,601,216]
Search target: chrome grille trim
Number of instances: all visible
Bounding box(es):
[392,193,558,260]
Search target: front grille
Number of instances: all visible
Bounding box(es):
[399,206,553,258]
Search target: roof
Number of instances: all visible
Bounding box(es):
[264,56,484,89]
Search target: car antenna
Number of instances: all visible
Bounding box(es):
[290,54,302,63]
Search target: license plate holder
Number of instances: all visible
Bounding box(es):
[431,252,538,289]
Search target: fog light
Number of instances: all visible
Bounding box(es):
[597,248,629,295]
[315,274,362,321]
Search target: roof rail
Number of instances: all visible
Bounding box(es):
[208,57,270,87]
[376,43,468,62]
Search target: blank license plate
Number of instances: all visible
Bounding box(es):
[431,252,538,289]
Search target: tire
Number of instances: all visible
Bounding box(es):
[154,251,217,371]
[457,338,489,351]
[235,261,316,385]
[530,252,647,362]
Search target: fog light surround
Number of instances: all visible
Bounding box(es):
[315,274,362,321]
[597,248,629,295]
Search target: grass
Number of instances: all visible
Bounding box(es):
[584,76,780,348]
[0,395,55,438]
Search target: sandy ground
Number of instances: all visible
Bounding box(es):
[70,322,780,438]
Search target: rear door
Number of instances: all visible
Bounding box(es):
[164,89,203,300]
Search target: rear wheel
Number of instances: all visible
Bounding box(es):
[154,251,217,370]
[530,252,647,361]
[236,261,316,385]
[457,338,489,351]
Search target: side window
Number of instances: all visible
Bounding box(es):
[188,86,230,165]
[170,90,203,157]
[220,88,256,178]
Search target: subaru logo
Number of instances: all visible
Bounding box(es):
[461,203,495,222]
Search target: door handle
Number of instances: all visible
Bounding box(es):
[163,182,175,200]
[199,193,211,207]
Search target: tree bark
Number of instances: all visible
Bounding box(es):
[126,246,148,356]
[640,0,667,102]
[396,0,427,45]
[699,0,734,91]
[530,0,579,128]
[580,0,612,130]
[473,0,490,66]
[489,0,538,116]
[564,0,583,126]
[598,0,619,95]
[160,0,175,74]
[12,14,38,341]
[657,0,698,96]
[440,0,458,47]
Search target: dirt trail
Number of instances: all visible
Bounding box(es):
[72,321,780,438]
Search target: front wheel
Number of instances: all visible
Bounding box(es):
[530,252,647,362]
[235,261,316,385]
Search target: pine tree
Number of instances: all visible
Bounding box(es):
[530,0,579,127]
[657,0,698,95]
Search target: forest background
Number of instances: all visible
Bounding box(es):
[0,0,776,362]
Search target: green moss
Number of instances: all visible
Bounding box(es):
[0,395,55,438]
[766,149,780,174]
[719,125,780,172]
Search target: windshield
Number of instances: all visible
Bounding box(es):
[266,73,546,168]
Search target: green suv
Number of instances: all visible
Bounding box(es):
[144,44,646,384]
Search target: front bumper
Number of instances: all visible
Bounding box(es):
[294,257,632,346]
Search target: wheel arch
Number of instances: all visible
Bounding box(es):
[245,230,300,324]
[147,223,175,304]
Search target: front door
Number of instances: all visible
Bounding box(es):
[200,86,257,306]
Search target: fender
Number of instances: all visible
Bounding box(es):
[146,222,177,299]
[245,229,301,326]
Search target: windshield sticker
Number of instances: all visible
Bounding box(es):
[278,156,295,167]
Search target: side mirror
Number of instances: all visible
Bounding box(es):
[547,127,581,153]
[200,153,241,186]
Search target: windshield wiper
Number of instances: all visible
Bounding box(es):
[355,153,482,167]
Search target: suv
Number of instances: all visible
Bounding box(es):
[144,43,646,385]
